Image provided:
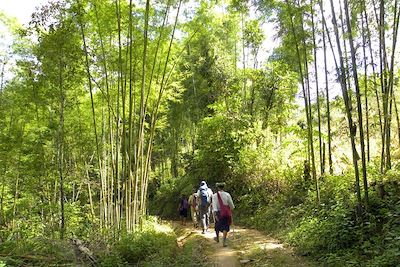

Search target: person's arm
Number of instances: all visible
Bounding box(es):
[208,189,213,204]
[212,194,219,212]
[212,194,219,221]
[226,193,235,210]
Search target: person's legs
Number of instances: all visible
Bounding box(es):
[222,230,228,247]
[200,206,207,233]
[196,210,200,227]
[191,208,197,227]
[179,209,184,225]
[214,230,220,242]
[205,209,210,230]
[217,217,230,247]
[214,219,220,242]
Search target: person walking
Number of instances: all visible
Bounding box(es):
[177,194,189,225]
[197,181,213,234]
[212,182,234,247]
[188,188,199,228]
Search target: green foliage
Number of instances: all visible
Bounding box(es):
[0,237,75,266]
[237,168,400,266]
[194,114,249,184]
[115,230,177,264]
[244,19,264,53]
[98,218,207,267]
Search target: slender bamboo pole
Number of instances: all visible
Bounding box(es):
[344,0,369,205]
[329,0,362,212]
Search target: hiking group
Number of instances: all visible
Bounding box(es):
[179,181,235,247]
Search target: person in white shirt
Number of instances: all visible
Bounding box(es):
[212,182,234,247]
[197,181,213,234]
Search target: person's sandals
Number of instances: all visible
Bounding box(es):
[223,238,227,247]
[213,237,219,243]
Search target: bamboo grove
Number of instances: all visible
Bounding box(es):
[75,0,187,234]
[1,0,190,238]
[270,0,400,213]
[0,0,400,242]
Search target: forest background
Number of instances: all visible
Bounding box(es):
[0,0,400,266]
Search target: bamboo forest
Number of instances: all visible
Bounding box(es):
[0,0,400,266]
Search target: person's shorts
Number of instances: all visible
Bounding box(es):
[179,208,188,217]
[215,216,230,232]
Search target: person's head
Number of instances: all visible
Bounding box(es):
[199,181,208,188]
[216,182,225,190]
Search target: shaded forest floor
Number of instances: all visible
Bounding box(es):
[172,220,315,267]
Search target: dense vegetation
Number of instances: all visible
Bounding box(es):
[0,0,399,266]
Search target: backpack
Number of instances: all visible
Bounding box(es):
[200,187,209,207]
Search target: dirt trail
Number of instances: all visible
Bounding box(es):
[228,226,312,266]
[202,230,240,267]
[173,221,313,267]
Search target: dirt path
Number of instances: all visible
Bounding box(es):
[202,229,239,267]
[228,226,313,266]
[173,221,313,267]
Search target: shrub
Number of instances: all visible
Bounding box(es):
[116,230,177,264]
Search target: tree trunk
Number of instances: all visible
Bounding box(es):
[344,0,369,205]
[361,10,370,162]
[378,0,389,173]
[58,57,65,239]
[285,0,319,203]
[115,0,124,233]
[385,0,400,171]
[311,0,324,175]
[329,0,362,213]
[319,0,333,174]
[242,12,247,110]
[12,164,20,230]
[362,4,383,138]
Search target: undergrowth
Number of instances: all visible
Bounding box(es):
[0,217,208,267]
[236,169,400,267]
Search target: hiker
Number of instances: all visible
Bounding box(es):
[197,181,213,234]
[188,188,199,228]
[177,194,189,225]
[212,182,234,247]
